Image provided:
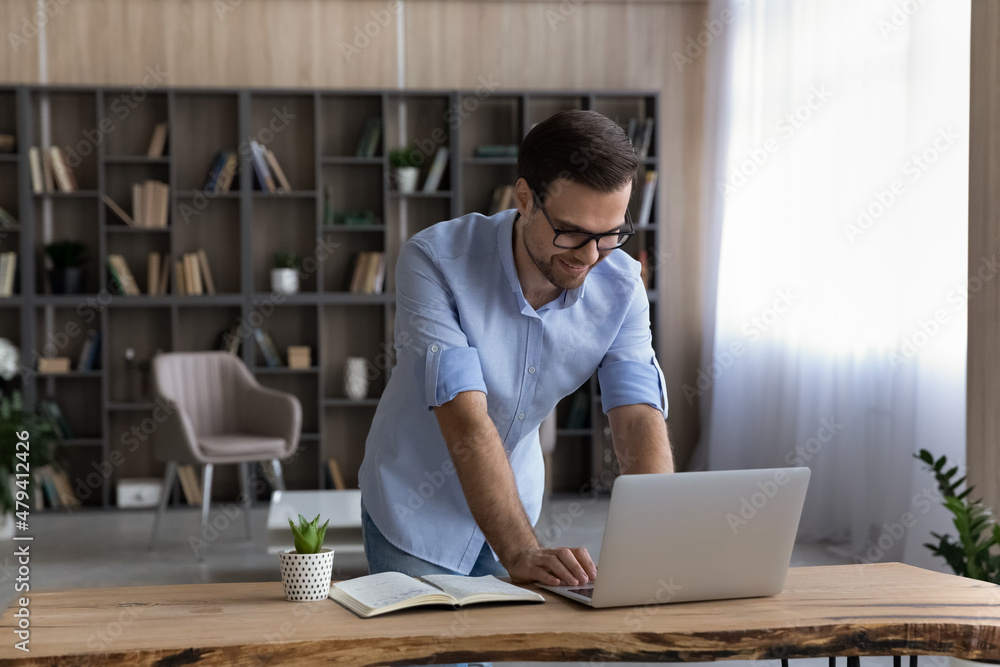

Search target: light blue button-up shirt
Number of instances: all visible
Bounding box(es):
[357,209,668,574]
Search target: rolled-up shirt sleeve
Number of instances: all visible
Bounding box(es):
[597,275,668,417]
[395,239,488,407]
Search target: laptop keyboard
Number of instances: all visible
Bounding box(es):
[568,586,594,598]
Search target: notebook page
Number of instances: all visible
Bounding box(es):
[332,572,444,609]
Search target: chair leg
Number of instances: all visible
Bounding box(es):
[198,464,214,561]
[270,459,287,492]
[238,462,253,541]
[149,462,178,550]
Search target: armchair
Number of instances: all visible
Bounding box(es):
[148,351,302,558]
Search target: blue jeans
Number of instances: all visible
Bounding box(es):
[362,503,508,578]
[361,504,501,667]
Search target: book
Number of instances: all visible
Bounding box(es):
[77,329,99,371]
[37,466,62,509]
[49,146,77,192]
[264,148,292,192]
[41,148,55,193]
[148,252,161,296]
[196,249,216,294]
[184,253,203,295]
[174,258,186,295]
[108,254,140,296]
[39,399,75,440]
[102,194,137,227]
[254,328,281,368]
[146,122,168,158]
[422,146,449,192]
[28,147,44,193]
[488,185,514,215]
[328,572,544,618]
[249,141,276,193]
[0,252,16,297]
[327,458,346,490]
[637,118,655,159]
[474,145,518,158]
[216,152,238,193]
[158,253,170,295]
[355,117,382,158]
[636,170,658,228]
[0,204,19,228]
[50,468,81,509]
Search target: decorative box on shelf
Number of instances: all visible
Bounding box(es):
[38,357,71,373]
[116,478,163,509]
[287,346,311,369]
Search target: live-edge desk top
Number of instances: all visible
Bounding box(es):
[0,563,998,666]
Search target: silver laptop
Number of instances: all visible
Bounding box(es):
[538,468,810,608]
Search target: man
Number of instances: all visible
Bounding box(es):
[358,109,673,587]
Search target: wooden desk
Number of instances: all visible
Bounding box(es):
[0,563,998,666]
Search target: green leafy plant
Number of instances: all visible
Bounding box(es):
[389,146,422,169]
[0,391,57,516]
[914,449,1000,583]
[288,513,330,554]
[44,241,88,269]
[273,251,301,271]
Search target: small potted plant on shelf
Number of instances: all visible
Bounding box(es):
[279,513,334,601]
[44,240,88,295]
[271,251,301,295]
[390,146,422,194]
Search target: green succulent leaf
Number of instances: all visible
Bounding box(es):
[287,513,330,554]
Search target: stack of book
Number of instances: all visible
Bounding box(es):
[37,465,81,510]
[355,118,382,158]
[204,150,238,194]
[626,117,655,159]
[131,180,170,228]
[173,250,216,295]
[29,146,77,193]
[146,251,171,296]
[0,252,16,297]
[348,252,386,295]
[249,140,292,193]
[107,254,141,296]
[0,204,18,228]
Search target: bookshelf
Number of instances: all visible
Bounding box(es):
[0,85,660,507]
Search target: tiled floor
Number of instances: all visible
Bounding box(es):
[0,496,926,667]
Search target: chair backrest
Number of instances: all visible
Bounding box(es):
[152,352,254,436]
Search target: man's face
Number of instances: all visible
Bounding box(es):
[519,179,633,291]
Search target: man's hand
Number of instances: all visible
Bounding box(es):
[507,546,597,586]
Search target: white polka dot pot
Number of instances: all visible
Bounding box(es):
[279,548,335,601]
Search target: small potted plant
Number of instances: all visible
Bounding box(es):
[279,513,334,601]
[44,240,88,295]
[0,389,57,538]
[390,146,423,193]
[271,251,301,295]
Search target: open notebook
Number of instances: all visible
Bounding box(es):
[328,572,545,618]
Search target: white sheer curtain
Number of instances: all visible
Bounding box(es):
[693,0,970,565]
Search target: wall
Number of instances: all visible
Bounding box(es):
[2,0,709,470]
[968,0,1000,514]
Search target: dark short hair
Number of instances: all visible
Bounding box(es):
[518,109,639,203]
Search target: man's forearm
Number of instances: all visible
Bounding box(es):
[607,403,674,474]
[434,391,538,566]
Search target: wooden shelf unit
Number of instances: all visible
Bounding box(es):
[0,85,660,507]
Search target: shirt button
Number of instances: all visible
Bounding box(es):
[430,345,439,353]
[528,366,536,374]
[518,413,525,420]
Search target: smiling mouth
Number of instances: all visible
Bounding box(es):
[559,259,590,273]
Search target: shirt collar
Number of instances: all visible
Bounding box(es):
[498,211,585,316]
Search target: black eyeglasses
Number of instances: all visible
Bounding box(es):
[532,191,634,251]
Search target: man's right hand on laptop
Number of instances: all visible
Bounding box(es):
[507,546,597,586]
